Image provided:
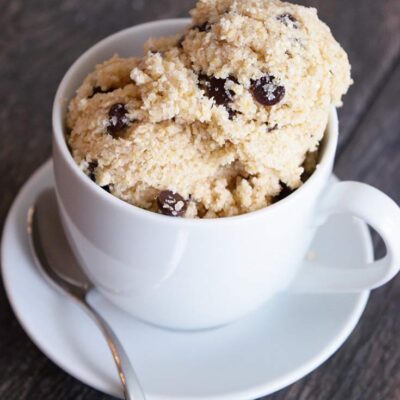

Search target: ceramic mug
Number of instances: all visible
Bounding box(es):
[52,19,400,330]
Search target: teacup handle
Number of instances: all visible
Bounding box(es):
[292,181,400,292]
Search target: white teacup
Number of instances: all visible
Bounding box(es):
[52,19,400,330]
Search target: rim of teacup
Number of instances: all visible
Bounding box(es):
[52,18,338,226]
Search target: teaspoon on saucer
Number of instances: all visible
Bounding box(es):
[27,189,146,400]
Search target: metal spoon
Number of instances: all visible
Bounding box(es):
[27,189,146,400]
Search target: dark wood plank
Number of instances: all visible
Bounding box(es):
[0,0,399,399]
[336,56,400,202]
[293,0,400,150]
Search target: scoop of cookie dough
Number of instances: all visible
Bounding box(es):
[67,0,352,218]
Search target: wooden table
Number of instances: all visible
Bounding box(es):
[0,1,399,399]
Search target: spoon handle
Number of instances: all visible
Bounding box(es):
[83,299,146,400]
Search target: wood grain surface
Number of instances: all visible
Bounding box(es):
[0,0,399,399]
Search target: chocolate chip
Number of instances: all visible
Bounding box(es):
[199,74,238,118]
[193,22,211,32]
[107,103,130,137]
[87,161,98,181]
[251,75,285,106]
[177,35,185,48]
[89,86,113,99]
[199,74,236,107]
[87,161,111,192]
[227,108,237,120]
[274,182,294,203]
[277,13,299,28]
[157,190,188,217]
[268,123,278,132]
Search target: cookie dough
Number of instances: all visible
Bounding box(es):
[67,0,352,218]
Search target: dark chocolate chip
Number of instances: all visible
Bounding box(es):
[227,108,237,120]
[177,35,185,48]
[274,182,294,203]
[267,123,278,132]
[89,86,113,99]
[251,75,285,106]
[87,161,98,182]
[157,190,188,217]
[87,161,111,192]
[107,103,130,137]
[193,22,211,32]
[199,74,236,107]
[277,13,299,28]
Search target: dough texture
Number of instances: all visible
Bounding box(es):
[67,0,352,218]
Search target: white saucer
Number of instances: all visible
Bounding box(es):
[1,160,372,400]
